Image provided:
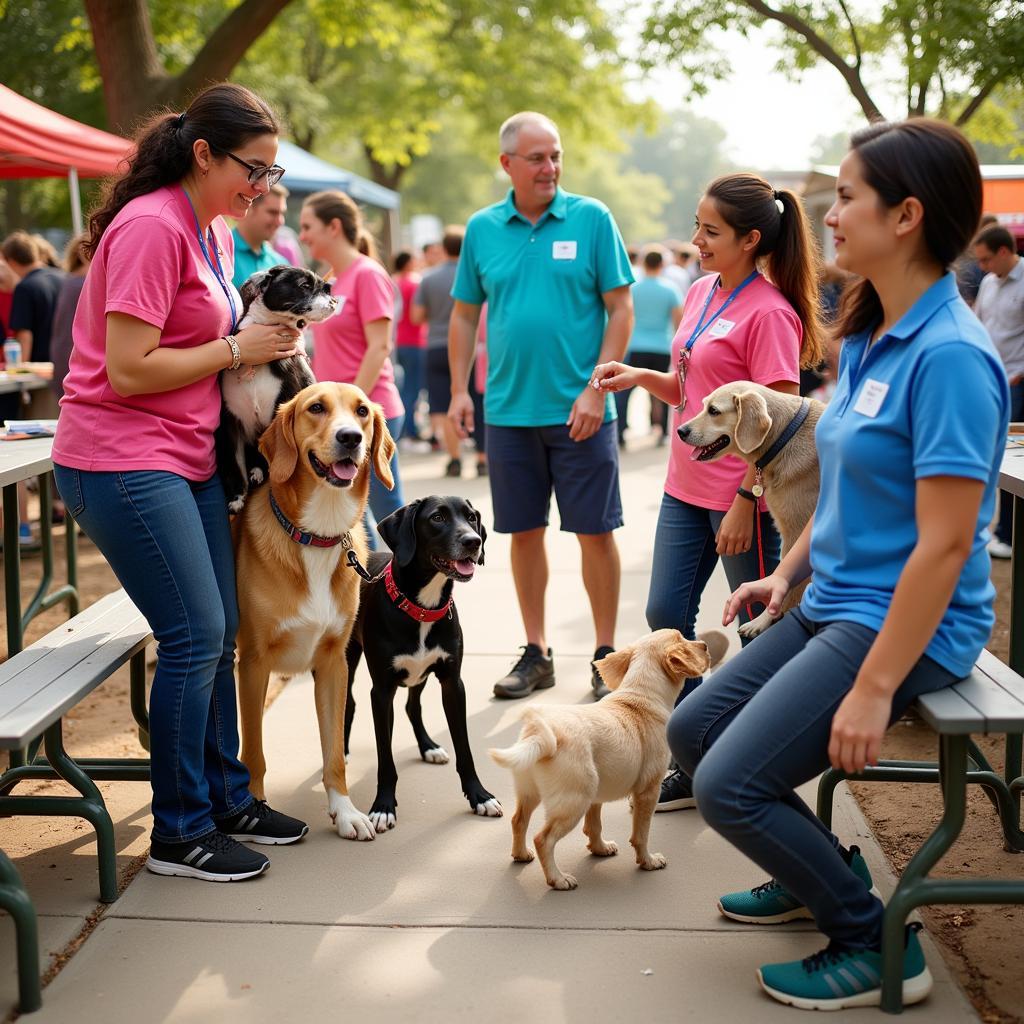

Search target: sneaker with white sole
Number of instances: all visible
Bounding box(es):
[146,832,269,882]
[215,799,308,845]
[987,538,1013,559]
[718,845,874,924]
[655,767,696,811]
[757,923,932,1010]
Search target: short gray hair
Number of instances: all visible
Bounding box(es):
[499,112,560,154]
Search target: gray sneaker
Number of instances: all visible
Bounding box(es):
[591,645,615,699]
[493,644,555,699]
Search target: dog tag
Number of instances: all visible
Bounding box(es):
[552,241,577,260]
[751,484,764,497]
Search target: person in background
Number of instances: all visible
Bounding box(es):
[663,239,698,296]
[392,249,427,449]
[230,183,289,289]
[973,223,1024,560]
[421,240,443,270]
[2,230,65,364]
[616,246,682,447]
[50,232,91,401]
[957,213,999,307]
[31,235,61,269]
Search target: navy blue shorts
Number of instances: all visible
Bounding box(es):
[486,421,623,535]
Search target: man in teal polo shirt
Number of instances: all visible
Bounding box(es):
[448,111,634,701]
[231,183,291,290]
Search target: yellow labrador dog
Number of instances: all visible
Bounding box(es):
[234,382,394,841]
[490,630,709,891]
[677,381,824,637]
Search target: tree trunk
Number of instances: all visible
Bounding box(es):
[363,146,407,193]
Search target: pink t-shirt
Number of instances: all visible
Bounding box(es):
[395,272,426,348]
[311,255,403,419]
[53,185,239,481]
[666,273,801,511]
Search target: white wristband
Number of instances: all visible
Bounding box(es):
[224,335,241,371]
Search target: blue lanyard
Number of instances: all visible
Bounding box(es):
[182,188,238,333]
[683,269,760,354]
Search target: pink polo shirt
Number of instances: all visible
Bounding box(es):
[666,273,801,511]
[53,185,238,481]
[310,254,403,419]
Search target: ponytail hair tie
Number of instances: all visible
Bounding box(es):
[773,190,785,214]
[176,112,186,131]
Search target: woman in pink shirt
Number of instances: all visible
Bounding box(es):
[299,191,405,537]
[392,249,426,443]
[52,83,308,884]
[592,173,823,808]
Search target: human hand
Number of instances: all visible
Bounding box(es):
[448,391,475,439]
[715,499,754,556]
[589,361,638,394]
[234,323,302,365]
[723,573,790,626]
[567,384,605,441]
[828,686,892,774]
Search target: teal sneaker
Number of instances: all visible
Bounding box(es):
[758,923,932,1010]
[718,845,873,924]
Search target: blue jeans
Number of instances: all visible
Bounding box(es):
[646,492,781,697]
[668,607,959,948]
[996,380,1024,543]
[365,413,406,549]
[52,465,253,844]
[394,347,425,439]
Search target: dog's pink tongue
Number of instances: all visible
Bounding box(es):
[330,461,358,481]
[454,559,476,577]
[688,447,702,461]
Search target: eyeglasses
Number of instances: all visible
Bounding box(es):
[223,151,286,187]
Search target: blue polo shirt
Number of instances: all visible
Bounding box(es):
[230,228,289,290]
[452,188,634,426]
[802,273,1009,677]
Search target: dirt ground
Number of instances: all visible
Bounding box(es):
[2,528,1022,1021]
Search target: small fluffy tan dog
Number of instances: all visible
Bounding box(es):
[489,629,710,891]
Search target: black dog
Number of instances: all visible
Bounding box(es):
[216,265,338,513]
[344,496,502,832]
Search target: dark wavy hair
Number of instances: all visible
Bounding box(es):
[86,83,279,257]
[832,118,982,341]
[705,173,823,369]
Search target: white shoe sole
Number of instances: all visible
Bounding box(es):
[719,901,815,924]
[757,966,933,1010]
[227,825,309,846]
[145,856,269,882]
[655,797,697,812]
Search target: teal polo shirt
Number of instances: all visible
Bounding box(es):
[452,188,634,426]
[802,273,1009,676]
[230,227,289,290]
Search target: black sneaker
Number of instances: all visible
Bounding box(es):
[655,767,697,812]
[445,458,462,478]
[146,832,269,882]
[215,799,309,845]
[493,644,555,699]
[591,645,615,700]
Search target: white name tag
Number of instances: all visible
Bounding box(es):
[707,317,735,339]
[333,296,346,314]
[552,241,577,260]
[854,378,890,417]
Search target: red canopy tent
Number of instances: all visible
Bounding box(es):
[0,84,132,232]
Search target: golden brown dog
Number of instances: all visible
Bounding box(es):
[234,381,394,841]
[489,629,709,890]
[678,381,823,638]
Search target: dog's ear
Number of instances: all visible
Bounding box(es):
[377,501,421,567]
[661,637,710,683]
[239,270,269,313]
[596,647,632,691]
[733,390,772,454]
[261,396,300,485]
[467,499,487,566]
[369,404,395,489]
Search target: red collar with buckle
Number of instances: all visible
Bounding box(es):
[384,563,452,622]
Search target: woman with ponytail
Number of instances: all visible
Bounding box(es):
[53,83,309,885]
[299,190,405,538]
[667,120,1006,1010]
[592,173,822,808]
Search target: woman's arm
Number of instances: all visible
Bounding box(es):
[105,313,301,397]
[828,475,984,773]
[591,361,681,406]
[353,318,393,397]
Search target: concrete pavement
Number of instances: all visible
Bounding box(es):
[4,428,976,1022]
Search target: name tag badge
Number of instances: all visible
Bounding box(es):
[552,241,577,260]
[334,296,347,314]
[706,317,735,339]
[854,378,890,418]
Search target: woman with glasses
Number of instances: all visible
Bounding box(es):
[52,83,308,885]
[591,174,822,810]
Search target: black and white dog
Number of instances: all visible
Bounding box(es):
[344,496,503,832]
[216,265,338,513]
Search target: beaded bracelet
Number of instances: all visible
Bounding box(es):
[224,335,241,371]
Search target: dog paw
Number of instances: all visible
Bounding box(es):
[588,840,619,857]
[471,795,503,817]
[548,873,578,891]
[422,744,449,765]
[369,810,396,833]
[638,852,667,871]
[248,466,265,485]
[227,495,246,515]
[511,849,535,863]
[327,791,375,841]
[738,612,775,639]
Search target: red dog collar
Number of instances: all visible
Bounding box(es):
[384,562,452,622]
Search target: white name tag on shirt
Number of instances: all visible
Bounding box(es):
[707,317,735,339]
[854,378,890,417]
[333,296,346,314]
[552,241,577,260]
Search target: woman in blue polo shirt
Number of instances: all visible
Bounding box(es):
[667,119,1008,1011]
